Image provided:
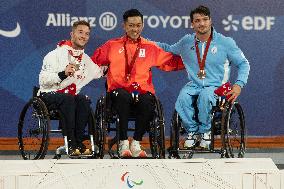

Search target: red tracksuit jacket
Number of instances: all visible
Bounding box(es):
[91,35,184,94]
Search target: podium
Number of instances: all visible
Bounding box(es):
[0,158,282,189]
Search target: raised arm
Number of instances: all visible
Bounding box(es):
[153,45,184,71]
[156,34,189,55]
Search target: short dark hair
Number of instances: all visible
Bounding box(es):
[72,20,91,31]
[190,5,211,22]
[123,9,143,23]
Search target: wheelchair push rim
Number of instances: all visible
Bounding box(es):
[93,96,107,159]
[18,97,50,160]
[168,111,181,159]
[148,98,166,159]
[221,102,246,158]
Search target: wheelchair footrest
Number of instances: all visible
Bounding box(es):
[110,156,155,159]
[178,147,221,153]
[68,153,97,159]
[168,144,222,153]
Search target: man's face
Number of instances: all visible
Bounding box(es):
[70,24,90,50]
[191,13,212,35]
[123,16,144,41]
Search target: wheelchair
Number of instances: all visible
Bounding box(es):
[17,87,100,160]
[94,92,166,159]
[168,96,246,159]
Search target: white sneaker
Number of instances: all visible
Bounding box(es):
[119,140,132,157]
[200,132,211,149]
[184,132,198,148]
[130,140,147,158]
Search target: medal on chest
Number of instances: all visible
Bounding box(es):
[194,32,212,80]
[124,36,141,81]
[68,50,83,71]
[197,69,206,79]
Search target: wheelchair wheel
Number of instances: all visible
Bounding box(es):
[94,96,107,159]
[86,108,99,158]
[18,97,50,160]
[149,98,165,159]
[168,111,181,159]
[221,102,246,158]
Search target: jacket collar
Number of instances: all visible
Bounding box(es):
[194,27,216,42]
[57,40,84,56]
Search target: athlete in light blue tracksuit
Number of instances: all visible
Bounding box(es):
[157,5,250,148]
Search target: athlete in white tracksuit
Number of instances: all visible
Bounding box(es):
[158,5,250,148]
[38,41,102,95]
[38,21,102,154]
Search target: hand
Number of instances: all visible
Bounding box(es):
[227,84,241,104]
[101,65,109,77]
[65,64,76,76]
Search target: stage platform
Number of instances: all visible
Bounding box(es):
[0,158,283,189]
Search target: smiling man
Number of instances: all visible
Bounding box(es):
[91,9,184,158]
[157,5,250,149]
[38,20,102,156]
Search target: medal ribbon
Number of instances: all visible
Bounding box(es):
[124,36,141,81]
[194,32,212,71]
[68,50,83,64]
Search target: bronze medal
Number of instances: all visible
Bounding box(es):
[197,69,206,79]
[194,31,213,80]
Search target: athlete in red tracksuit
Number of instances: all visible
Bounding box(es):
[91,9,184,157]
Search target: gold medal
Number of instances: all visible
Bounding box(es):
[197,69,206,79]
[126,74,131,81]
[124,36,141,83]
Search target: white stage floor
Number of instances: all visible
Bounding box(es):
[0,158,283,189]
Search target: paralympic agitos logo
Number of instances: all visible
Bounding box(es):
[121,172,143,188]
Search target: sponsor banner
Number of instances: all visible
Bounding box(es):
[45,12,191,30]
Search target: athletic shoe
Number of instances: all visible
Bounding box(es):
[119,140,132,157]
[130,140,147,158]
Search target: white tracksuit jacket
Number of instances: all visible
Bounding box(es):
[38,41,102,95]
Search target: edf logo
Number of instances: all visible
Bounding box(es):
[222,15,275,31]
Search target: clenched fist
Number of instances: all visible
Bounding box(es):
[65,64,76,76]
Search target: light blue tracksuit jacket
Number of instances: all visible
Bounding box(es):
[157,29,250,133]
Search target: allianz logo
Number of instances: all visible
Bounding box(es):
[0,22,21,38]
[222,15,275,31]
[46,12,117,31]
[46,13,191,30]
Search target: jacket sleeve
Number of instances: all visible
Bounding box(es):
[71,56,104,94]
[156,34,188,55]
[154,45,185,71]
[85,56,104,80]
[39,50,62,89]
[91,41,111,66]
[227,38,250,88]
